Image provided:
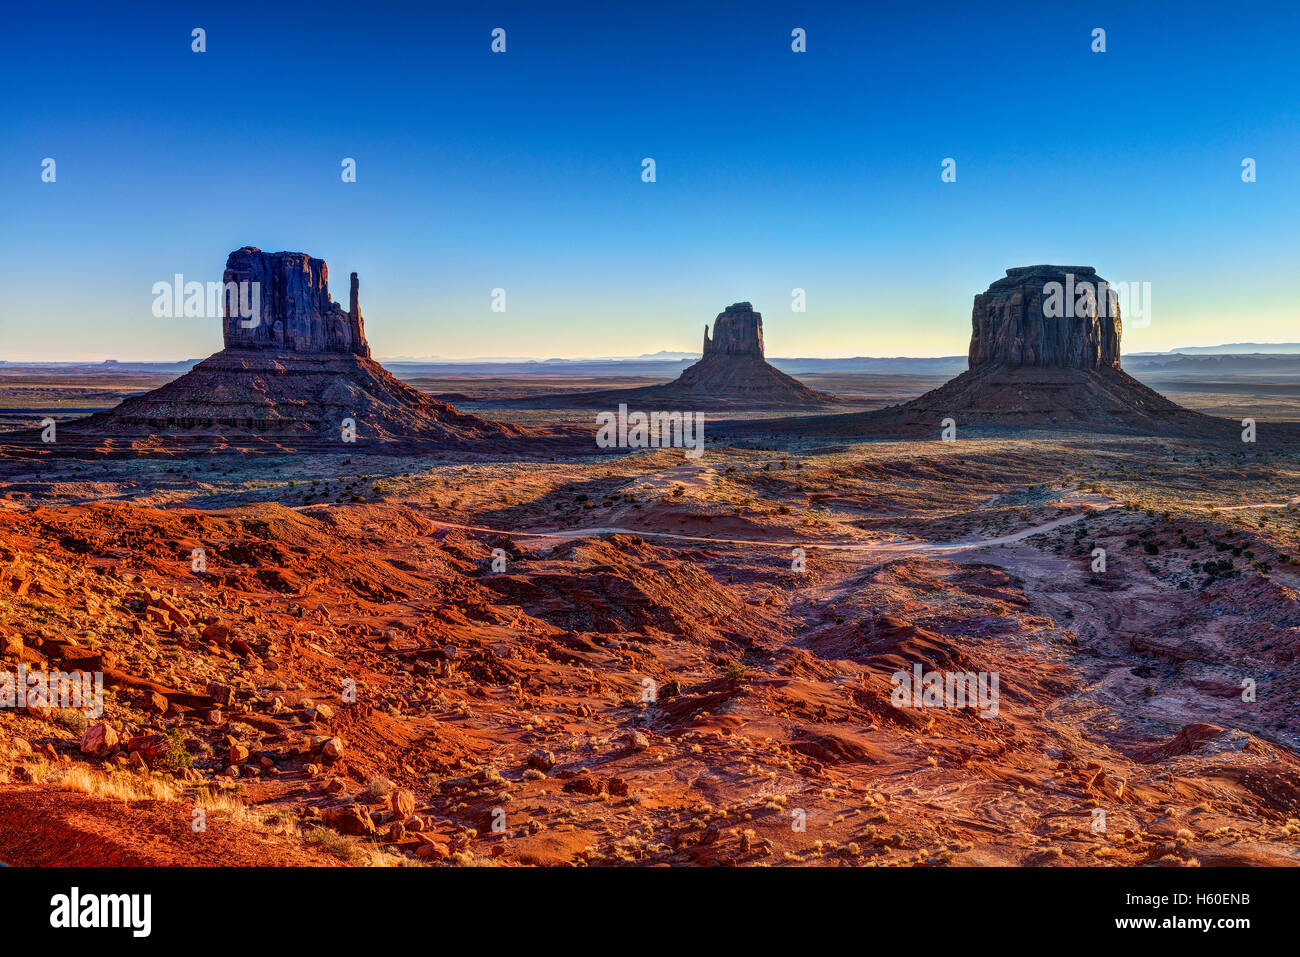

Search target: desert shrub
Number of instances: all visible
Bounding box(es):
[153,730,193,772]
[55,708,88,736]
[724,663,749,683]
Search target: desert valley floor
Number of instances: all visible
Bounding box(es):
[2,373,1299,866]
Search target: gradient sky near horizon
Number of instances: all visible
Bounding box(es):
[2,0,1298,362]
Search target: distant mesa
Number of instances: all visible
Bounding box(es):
[742,265,1231,438]
[894,264,1206,431]
[493,302,838,410]
[968,266,1120,371]
[864,264,1219,432]
[61,248,525,449]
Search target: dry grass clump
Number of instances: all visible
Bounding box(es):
[54,764,178,803]
[302,826,422,867]
[193,788,299,837]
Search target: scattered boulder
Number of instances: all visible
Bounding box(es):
[323,804,375,836]
[415,841,450,860]
[391,788,416,819]
[80,723,118,757]
[1,633,25,659]
[563,775,606,795]
[527,749,556,771]
[126,734,169,761]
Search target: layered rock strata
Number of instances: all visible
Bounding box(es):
[969,265,1120,370]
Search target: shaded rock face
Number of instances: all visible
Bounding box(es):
[969,265,1120,371]
[223,247,369,357]
[703,302,764,358]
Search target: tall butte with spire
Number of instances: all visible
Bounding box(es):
[220,247,368,356]
[71,247,525,448]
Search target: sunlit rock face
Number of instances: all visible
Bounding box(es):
[222,247,369,357]
[969,265,1121,371]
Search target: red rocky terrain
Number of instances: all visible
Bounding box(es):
[2,435,1298,867]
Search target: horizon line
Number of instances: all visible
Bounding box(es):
[5,343,1300,366]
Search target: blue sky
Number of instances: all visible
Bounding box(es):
[2,0,1297,361]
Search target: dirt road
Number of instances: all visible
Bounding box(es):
[427,505,1115,557]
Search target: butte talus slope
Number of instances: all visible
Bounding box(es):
[495,302,838,410]
[69,248,525,449]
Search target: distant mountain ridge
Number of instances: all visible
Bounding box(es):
[1168,343,1300,354]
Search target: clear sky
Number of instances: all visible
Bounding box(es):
[2,0,1297,361]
